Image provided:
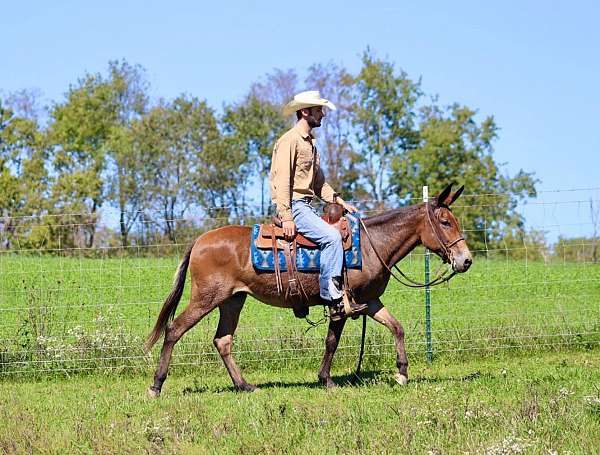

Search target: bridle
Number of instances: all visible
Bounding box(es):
[359,202,464,288]
[353,201,466,380]
[425,201,465,267]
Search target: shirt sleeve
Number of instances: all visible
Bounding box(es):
[314,166,344,204]
[271,135,295,221]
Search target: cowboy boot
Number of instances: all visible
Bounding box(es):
[329,277,367,320]
[328,297,346,321]
[342,290,368,319]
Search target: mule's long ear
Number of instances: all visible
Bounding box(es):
[448,185,464,206]
[436,184,453,207]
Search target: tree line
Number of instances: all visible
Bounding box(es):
[1,50,540,255]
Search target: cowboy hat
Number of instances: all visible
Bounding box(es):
[282,90,337,117]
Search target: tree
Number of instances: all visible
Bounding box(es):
[48,73,117,248]
[589,198,599,263]
[135,95,222,242]
[349,50,422,207]
[104,60,149,247]
[305,61,360,197]
[0,100,24,248]
[249,68,299,108]
[392,103,538,253]
[48,60,149,249]
[221,95,288,216]
[4,88,45,122]
[0,96,50,250]
[554,236,598,263]
[107,125,142,247]
[194,134,250,226]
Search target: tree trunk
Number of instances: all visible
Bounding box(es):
[119,210,128,247]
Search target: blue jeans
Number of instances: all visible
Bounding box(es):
[291,199,343,301]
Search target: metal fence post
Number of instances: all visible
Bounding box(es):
[423,186,433,363]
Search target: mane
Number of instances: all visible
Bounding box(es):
[362,203,422,227]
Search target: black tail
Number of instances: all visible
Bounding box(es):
[143,243,194,352]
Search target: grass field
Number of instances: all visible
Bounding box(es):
[1,253,599,452]
[1,253,598,375]
[1,351,599,454]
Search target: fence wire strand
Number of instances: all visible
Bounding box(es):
[1,187,599,376]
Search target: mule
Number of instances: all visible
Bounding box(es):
[144,184,472,396]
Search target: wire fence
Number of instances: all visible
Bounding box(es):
[0,187,599,377]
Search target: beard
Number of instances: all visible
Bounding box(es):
[306,114,321,128]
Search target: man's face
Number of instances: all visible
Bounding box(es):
[304,106,326,128]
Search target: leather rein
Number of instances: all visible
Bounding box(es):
[358,202,464,288]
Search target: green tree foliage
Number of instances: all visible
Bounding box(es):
[553,236,599,263]
[48,72,116,248]
[0,97,50,249]
[349,50,422,206]
[133,95,223,241]
[305,62,360,196]
[393,103,537,253]
[107,125,141,247]
[1,53,547,256]
[221,95,288,216]
[46,60,150,249]
[104,60,149,247]
[496,228,550,262]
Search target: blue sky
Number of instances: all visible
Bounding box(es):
[2,1,599,241]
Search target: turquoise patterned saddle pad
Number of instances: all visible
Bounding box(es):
[250,216,363,272]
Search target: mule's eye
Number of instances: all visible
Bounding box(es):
[441,219,451,227]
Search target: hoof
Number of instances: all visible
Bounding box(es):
[319,377,337,389]
[394,373,408,386]
[147,386,161,398]
[320,378,337,389]
[236,382,259,392]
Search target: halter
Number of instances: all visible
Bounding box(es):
[359,202,464,288]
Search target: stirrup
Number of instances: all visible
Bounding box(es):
[342,291,368,319]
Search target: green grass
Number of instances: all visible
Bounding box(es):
[0,253,599,376]
[1,351,599,454]
[1,254,599,452]
[1,253,599,376]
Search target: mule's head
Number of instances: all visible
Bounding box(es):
[421,184,473,273]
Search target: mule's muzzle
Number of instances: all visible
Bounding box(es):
[452,251,473,273]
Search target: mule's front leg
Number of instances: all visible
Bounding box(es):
[318,317,347,388]
[367,299,409,385]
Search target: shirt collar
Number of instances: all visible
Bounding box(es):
[294,124,314,141]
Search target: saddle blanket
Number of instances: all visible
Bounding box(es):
[251,216,363,272]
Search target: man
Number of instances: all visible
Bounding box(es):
[269,90,367,320]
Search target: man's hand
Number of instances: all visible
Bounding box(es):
[282,220,296,241]
[340,201,359,214]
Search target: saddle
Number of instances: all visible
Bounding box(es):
[254,203,352,251]
[256,202,352,319]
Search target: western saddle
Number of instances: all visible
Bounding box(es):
[256,202,363,320]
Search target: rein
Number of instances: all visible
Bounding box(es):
[358,202,463,288]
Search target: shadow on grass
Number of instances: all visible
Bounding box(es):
[181,369,496,394]
[410,370,496,383]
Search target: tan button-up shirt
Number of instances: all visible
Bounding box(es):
[269,125,342,221]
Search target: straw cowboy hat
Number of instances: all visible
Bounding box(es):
[282,90,337,117]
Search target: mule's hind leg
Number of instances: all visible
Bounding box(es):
[213,294,256,392]
[367,299,409,385]
[318,317,347,388]
[148,286,220,397]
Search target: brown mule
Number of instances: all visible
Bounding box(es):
[144,184,473,397]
